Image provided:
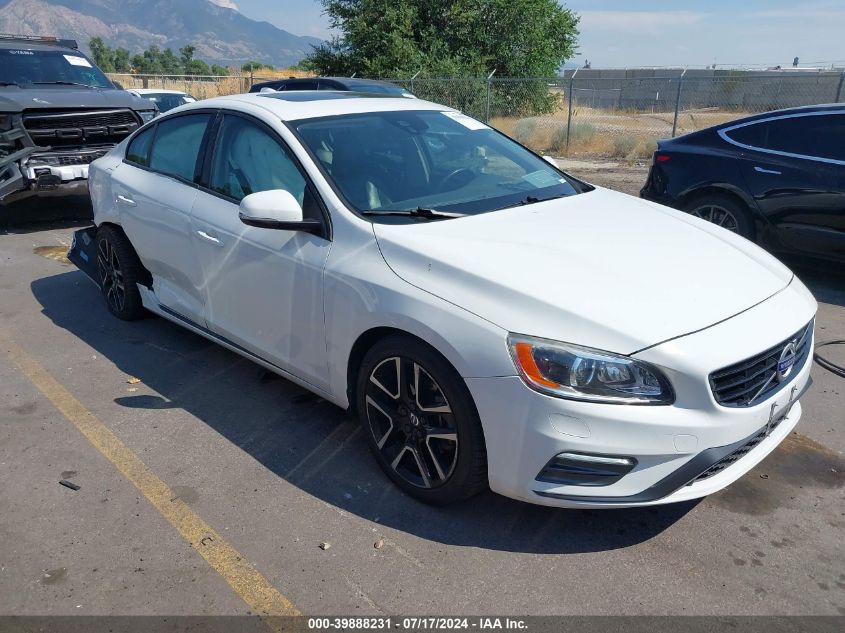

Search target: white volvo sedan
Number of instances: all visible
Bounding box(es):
[68,91,817,508]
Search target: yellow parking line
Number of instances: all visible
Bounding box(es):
[2,336,300,622]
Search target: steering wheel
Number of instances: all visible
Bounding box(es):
[439,168,475,192]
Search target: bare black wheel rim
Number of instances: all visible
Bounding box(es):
[97,238,126,313]
[365,357,458,489]
[691,204,740,233]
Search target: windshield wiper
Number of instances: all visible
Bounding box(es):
[0,81,20,86]
[33,81,96,89]
[518,194,568,206]
[361,207,466,220]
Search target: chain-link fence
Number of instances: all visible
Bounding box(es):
[107,72,306,100]
[108,70,845,160]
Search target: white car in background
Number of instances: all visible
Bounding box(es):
[126,88,197,113]
[69,92,816,508]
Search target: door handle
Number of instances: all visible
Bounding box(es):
[196,229,223,246]
[754,166,782,175]
[116,194,136,206]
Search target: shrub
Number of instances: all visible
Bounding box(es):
[612,135,637,158]
[549,121,597,153]
[513,118,537,144]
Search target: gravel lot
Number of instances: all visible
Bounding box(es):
[1,163,843,619]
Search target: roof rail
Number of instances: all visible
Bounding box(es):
[0,33,78,49]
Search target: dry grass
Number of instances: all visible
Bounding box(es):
[491,104,751,161]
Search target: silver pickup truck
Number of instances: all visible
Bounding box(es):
[0,34,157,207]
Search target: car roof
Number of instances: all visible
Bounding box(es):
[255,77,405,89]
[0,40,77,52]
[725,103,845,125]
[130,89,190,95]
[183,92,452,122]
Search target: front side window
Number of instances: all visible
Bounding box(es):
[209,115,307,205]
[292,110,581,218]
[148,114,211,182]
[0,48,113,88]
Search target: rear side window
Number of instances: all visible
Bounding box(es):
[126,126,154,166]
[724,113,845,162]
[724,122,769,149]
[765,114,845,162]
[286,80,319,91]
[148,114,211,182]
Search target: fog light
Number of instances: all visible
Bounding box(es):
[536,452,636,487]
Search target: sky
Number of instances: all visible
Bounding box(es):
[226,0,845,69]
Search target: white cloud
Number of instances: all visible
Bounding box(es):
[578,10,706,34]
[209,0,240,11]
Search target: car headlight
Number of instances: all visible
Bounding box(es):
[138,110,157,123]
[507,334,674,405]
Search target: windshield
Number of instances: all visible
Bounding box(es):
[140,93,196,112]
[292,110,580,218]
[0,48,114,88]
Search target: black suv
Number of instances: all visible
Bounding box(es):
[641,104,845,266]
[0,34,157,207]
[249,76,415,98]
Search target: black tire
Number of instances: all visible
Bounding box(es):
[95,225,146,321]
[684,193,755,240]
[356,334,488,505]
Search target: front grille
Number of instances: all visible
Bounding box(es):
[23,109,139,148]
[56,151,107,166]
[709,321,813,408]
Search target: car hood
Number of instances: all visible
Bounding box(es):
[0,87,152,112]
[373,187,794,354]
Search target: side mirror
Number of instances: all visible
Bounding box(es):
[238,190,322,233]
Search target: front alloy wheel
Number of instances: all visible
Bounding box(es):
[356,335,488,504]
[365,357,458,488]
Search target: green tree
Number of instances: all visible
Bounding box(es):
[179,44,197,69]
[88,37,115,72]
[241,60,273,73]
[160,48,182,74]
[308,0,578,78]
[210,64,229,76]
[112,47,131,72]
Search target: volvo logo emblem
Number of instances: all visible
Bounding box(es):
[776,341,797,382]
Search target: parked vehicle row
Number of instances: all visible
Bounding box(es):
[69,90,816,508]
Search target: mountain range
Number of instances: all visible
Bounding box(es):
[0,0,323,68]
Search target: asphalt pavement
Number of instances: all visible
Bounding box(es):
[1,193,843,618]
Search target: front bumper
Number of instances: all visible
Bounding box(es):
[1,148,107,206]
[467,280,816,508]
